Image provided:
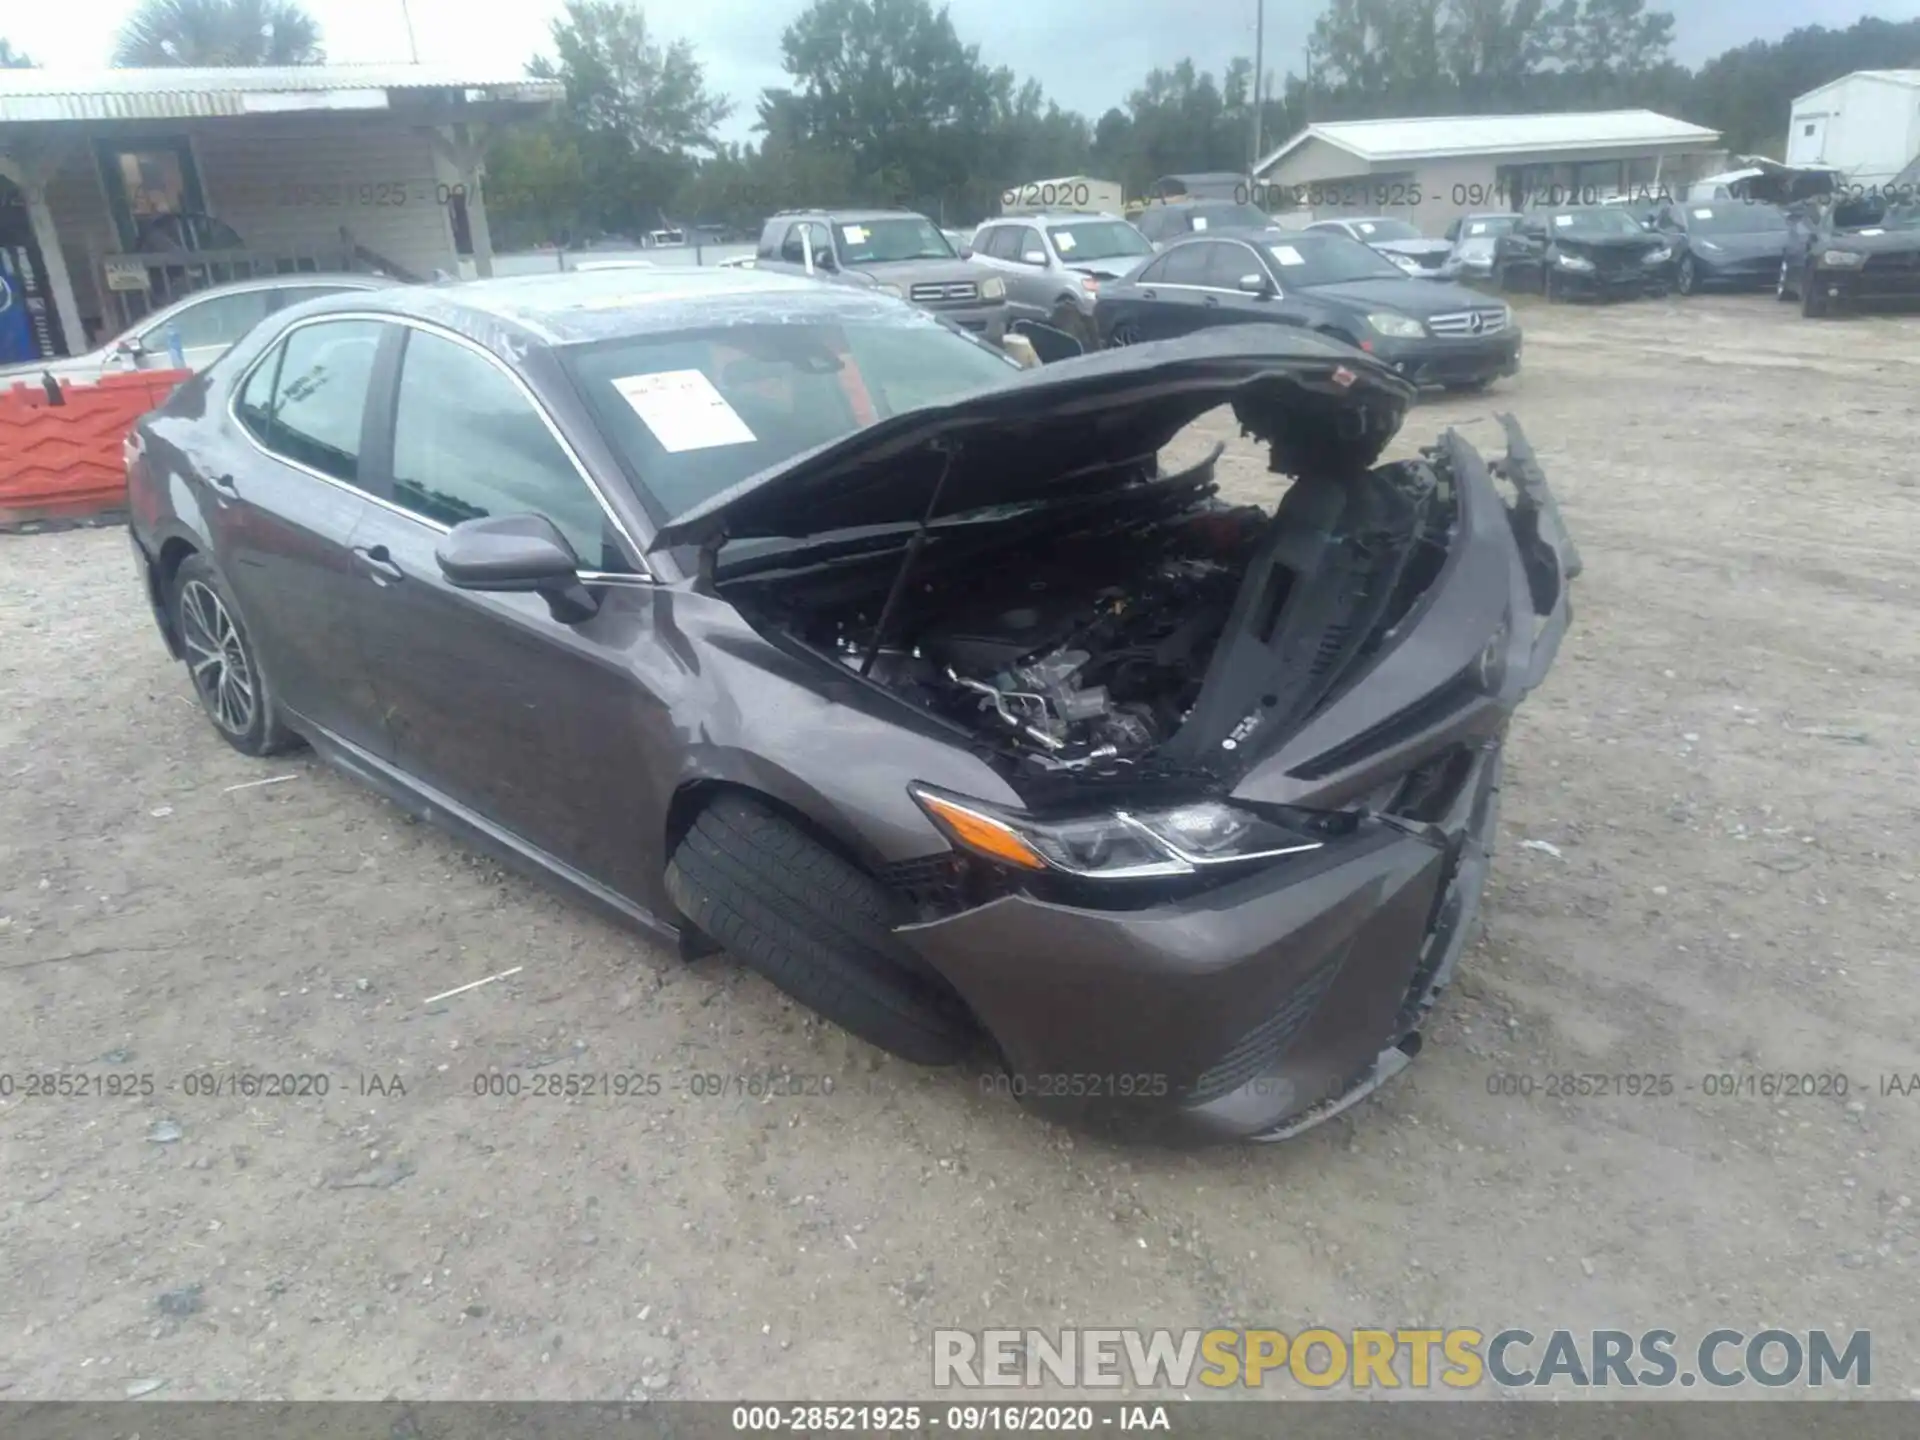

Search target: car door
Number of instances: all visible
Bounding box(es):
[1191,240,1275,330]
[217,315,393,752]
[1002,224,1054,320]
[1130,241,1215,339]
[134,286,277,373]
[1499,217,1549,288]
[343,320,661,895]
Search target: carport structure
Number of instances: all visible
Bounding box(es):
[0,64,560,359]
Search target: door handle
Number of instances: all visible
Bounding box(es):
[351,544,405,586]
[1203,294,1221,307]
[207,472,239,498]
[1142,289,1156,299]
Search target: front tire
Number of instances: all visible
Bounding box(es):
[170,554,299,757]
[1801,264,1831,318]
[1105,319,1141,348]
[1676,255,1697,295]
[665,792,977,1065]
[1775,258,1794,301]
[1049,300,1095,351]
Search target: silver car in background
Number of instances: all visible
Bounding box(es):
[1440,213,1523,283]
[1,274,394,384]
[1306,217,1454,277]
[966,211,1153,346]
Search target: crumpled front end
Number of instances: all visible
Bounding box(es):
[894,415,1578,1143]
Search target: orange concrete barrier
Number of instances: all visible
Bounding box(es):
[0,369,192,524]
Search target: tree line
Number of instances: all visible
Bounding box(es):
[5,0,1920,243]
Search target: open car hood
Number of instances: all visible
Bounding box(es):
[648,326,1416,553]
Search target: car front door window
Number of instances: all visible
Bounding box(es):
[387,328,634,575]
[245,319,384,482]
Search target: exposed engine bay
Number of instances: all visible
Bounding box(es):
[727,450,1460,781]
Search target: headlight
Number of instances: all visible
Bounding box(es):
[909,787,1323,880]
[1388,253,1423,273]
[1499,302,1514,328]
[979,277,1006,299]
[1644,246,1672,264]
[1554,253,1594,271]
[1695,239,1721,252]
[1819,249,1866,268]
[1366,312,1427,339]
[877,282,905,298]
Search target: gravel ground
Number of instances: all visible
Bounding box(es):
[1,293,1916,1402]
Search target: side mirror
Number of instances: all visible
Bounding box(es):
[959,243,974,259]
[1238,272,1272,297]
[1020,250,1048,265]
[435,513,598,624]
[109,335,145,368]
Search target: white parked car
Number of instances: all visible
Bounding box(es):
[0,274,394,384]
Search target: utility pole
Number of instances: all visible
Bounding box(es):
[1248,0,1265,183]
[399,0,421,63]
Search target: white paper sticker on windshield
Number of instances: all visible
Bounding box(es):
[611,370,756,453]
[840,224,869,244]
[1468,222,1488,235]
[1190,215,1208,231]
[1268,244,1306,266]
[1692,208,1714,219]
[1553,214,1573,227]
[1357,222,1377,234]
[1054,230,1077,251]
[1860,227,1885,236]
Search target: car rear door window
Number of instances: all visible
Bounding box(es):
[1155,243,1212,285]
[242,319,383,482]
[146,288,274,353]
[1202,243,1257,289]
[387,328,634,574]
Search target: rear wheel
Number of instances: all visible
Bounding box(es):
[170,554,300,757]
[1676,255,1698,295]
[1105,319,1141,348]
[664,792,977,1065]
[1775,258,1794,301]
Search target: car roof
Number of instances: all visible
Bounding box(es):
[981,212,1127,226]
[291,264,918,348]
[772,208,927,222]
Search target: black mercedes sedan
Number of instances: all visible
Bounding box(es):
[1493,206,1673,300]
[124,268,1575,1144]
[1094,228,1521,392]
[1650,199,1791,294]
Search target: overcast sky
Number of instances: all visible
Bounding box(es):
[9,0,1917,144]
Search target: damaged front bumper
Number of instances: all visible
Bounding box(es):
[899,416,1577,1144]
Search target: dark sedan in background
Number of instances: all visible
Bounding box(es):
[1777,194,1920,317]
[1094,228,1520,392]
[1131,199,1283,250]
[1493,206,1673,300]
[122,266,1574,1144]
[1440,213,1522,284]
[1650,199,1791,294]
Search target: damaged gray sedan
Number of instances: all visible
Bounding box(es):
[126,267,1577,1144]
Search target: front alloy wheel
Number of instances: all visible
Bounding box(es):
[1775,258,1793,301]
[1676,256,1697,295]
[180,579,255,736]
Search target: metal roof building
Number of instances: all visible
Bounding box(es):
[1252,109,1723,228]
[0,65,560,361]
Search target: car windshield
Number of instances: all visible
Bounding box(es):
[1266,232,1408,285]
[835,217,955,263]
[1687,203,1788,235]
[1461,216,1519,240]
[1194,203,1275,230]
[1350,218,1423,241]
[562,319,1020,522]
[1550,208,1647,235]
[1046,220,1151,263]
[1834,199,1920,232]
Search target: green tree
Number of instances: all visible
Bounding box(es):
[1304,0,1449,110]
[0,38,35,66]
[112,0,323,65]
[491,1,731,243]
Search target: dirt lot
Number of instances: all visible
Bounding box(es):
[2,294,1917,1403]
